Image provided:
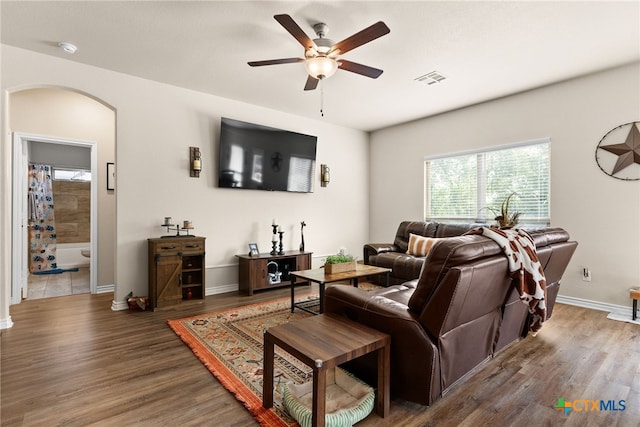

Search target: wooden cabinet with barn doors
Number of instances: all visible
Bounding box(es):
[148,236,206,310]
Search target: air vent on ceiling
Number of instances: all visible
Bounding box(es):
[415,71,446,85]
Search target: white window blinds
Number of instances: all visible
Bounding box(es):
[425,138,550,225]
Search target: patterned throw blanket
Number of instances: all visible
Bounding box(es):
[466,227,547,334]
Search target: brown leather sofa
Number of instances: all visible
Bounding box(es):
[326,226,577,406]
[364,221,482,285]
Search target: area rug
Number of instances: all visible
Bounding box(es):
[606,311,640,326]
[168,283,378,426]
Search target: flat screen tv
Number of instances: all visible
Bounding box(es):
[218,117,318,193]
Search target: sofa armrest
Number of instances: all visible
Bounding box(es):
[363,243,400,264]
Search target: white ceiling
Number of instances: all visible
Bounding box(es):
[2,1,639,132]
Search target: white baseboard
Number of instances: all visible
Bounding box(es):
[0,316,14,330]
[111,299,129,311]
[556,295,632,318]
[110,284,240,310]
[206,283,238,296]
[96,284,115,294]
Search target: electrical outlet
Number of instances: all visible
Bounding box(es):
[582,268,592,282]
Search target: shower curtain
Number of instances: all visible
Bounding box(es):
[28,164,58,272]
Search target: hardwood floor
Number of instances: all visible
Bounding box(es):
[1,287,639,426]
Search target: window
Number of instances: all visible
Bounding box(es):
[425,138,550,225]
[52,168,92,182]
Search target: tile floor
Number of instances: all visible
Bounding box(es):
[27,267,90,300]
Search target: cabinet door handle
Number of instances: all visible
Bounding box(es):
[161,246,177,250]
[185,245,199,249]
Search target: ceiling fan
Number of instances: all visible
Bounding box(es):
[248,14,390,91]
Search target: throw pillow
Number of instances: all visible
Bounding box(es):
[406,234,438,257]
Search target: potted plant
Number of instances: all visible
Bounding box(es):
[324,253,357,274]
[485,192,521,229]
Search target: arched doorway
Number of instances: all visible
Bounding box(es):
[9,87,116,304]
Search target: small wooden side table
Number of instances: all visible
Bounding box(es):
[263,313,390,427]
[630,287,640,321]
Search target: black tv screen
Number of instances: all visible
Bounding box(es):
[218,118,318,193]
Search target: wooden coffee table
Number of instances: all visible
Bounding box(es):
[263,313,390,427]
[289,264,391,314]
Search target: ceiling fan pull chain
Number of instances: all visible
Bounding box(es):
[320,79,324,117]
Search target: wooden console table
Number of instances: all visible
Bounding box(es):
[263,313,390,427]
[236,251,312,295]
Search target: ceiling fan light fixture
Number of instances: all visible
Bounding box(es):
[305,56,338,80]
[249,15,389,90]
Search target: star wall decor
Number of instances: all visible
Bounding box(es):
[271,152,283,172]
[595,121,640,181]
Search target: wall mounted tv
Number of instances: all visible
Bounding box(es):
[218,117,318,193]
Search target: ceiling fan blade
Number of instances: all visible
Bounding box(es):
[338,60,384,79]
[330,21,390,55]
[304,76,319,91]
[248,58,304,67]
[274,14,317,50]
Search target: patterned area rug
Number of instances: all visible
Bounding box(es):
[169,287,373,426]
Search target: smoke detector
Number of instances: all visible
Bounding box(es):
[58,42,77,54]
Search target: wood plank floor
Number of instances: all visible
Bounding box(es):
[1,287,639,426]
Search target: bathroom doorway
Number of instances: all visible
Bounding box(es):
[12,134,98,301]
[8,86,116,306]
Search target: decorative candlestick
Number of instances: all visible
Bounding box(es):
[299,221,306,252]
[270,221,279,255]
[160,218,194,237]
[278,231,285,255]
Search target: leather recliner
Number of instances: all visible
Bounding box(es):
[364,221,481,285]
[325,227,577,406]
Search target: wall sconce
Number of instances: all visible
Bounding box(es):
[321,164,330,187]
[190,147,201,178]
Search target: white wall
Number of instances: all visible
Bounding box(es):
[370,62,640,308]
[1,45,369,317]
